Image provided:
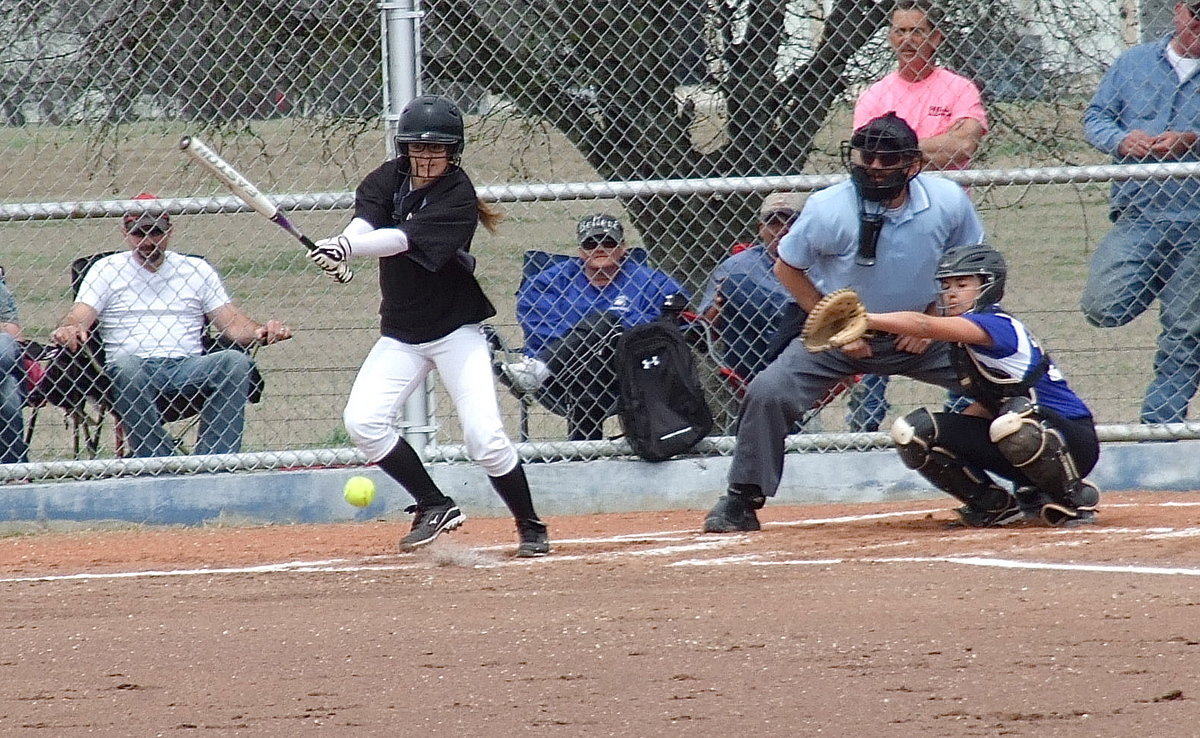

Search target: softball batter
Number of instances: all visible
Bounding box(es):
[309,94,550,557]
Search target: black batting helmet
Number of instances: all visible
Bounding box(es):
[395,95,465,158]
[935,244,1008,311]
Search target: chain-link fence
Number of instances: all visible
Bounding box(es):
[1,0,1198,477]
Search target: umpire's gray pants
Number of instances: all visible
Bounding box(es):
[728,335,960,497]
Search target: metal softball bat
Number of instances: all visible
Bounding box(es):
[179,135,352,283]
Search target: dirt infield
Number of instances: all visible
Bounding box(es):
[3,491,1200,736]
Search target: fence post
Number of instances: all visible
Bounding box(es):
[380,0,435,453]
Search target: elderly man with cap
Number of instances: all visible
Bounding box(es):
[698,192,891,431]
[702,113,986,533]
[51,193,292,457]
[501,213,686,441]
[698,192,806,382]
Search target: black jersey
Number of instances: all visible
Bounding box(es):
[353,160,496,343]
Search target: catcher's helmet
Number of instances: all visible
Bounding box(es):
[935,244,1007,311]
[395,95,465,158]
[840,112,922,203]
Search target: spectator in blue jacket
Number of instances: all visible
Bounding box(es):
[1081,2,1200,423]
[503,213,686,440]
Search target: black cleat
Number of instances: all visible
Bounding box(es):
[952,495,1025,528]
[1041,503,1098,527]
[702,494,762,533]
[1041,480,1100,527]
[516,518,551,558]
[1014,485,1052,519]
[400,501,466,551]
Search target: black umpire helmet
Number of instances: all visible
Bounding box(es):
[935,244,1008,311]
[395,94,465,158]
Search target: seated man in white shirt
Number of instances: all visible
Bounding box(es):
[51,193,292,457]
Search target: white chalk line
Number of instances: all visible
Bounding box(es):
[671,553,1200,577]
[4,502,1200,584]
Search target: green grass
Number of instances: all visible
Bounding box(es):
[0,104,1184,462]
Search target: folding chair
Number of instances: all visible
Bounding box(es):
[32,251,264,458]
[682,246,861,434]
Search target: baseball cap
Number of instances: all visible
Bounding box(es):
[123,192,171,233]
[576,213,624,244]
[850,112,920,155]
[759,191,805,219]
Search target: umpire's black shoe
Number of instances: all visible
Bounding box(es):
[703,494,762,533]
[516,518,551,558]
[400,500,466,551]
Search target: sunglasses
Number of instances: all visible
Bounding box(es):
[580,238,620,251]
[129,227,167,238]
[761,210,797,225]
[857,151,912,168]
[406,142,449,153]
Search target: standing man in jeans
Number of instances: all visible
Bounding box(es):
[0,272,29,464]
[1081,1,1200,424]
[51,193,291,456]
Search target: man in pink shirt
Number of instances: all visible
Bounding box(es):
[854,0,988,171]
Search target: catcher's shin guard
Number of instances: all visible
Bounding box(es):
[891,408,1013,514]
[989,398,1099,520]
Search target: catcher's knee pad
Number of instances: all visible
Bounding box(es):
[892,408,1007,510]
[891,407,938,470]
[990,400,1088,507]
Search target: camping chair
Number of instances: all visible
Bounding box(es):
[485,247,659,442]
[31,251,264,458]
[680,244,861,434]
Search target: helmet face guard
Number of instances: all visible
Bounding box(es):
[842,112,922,203]
[934,244,1008,314]
[394,95,466,162]
[841,142,920,203]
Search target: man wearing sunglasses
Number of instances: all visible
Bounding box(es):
[698,191,805,382]
[703,113,985,533]
[504,213,686,440]
[52,193,291,457]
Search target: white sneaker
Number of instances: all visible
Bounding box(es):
[500,357,550,393]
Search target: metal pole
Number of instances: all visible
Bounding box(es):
[379,0,435,454]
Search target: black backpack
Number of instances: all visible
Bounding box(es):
[615,316,714,461]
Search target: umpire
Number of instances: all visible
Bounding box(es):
[703,112,985,533]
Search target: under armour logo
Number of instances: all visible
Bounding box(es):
[641,355,661,369]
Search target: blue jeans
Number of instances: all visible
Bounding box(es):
[106,350,251,457]
[846,373,890,432]
[1081,217,1200,423]
[0,333,28,464]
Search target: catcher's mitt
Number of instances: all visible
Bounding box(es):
[801,289,869,352]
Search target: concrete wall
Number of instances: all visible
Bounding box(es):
[1,440,1195,529]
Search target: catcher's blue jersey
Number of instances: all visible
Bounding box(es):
[962,309,1091,419]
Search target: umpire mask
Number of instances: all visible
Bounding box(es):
[841,112,921,204]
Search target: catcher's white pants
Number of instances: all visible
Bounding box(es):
[343,326,518,476]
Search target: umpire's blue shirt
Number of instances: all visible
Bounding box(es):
[778,174,984,313]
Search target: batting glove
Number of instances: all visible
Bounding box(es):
[309,236,353,280]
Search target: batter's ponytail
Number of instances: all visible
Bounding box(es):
[477,198,504,234]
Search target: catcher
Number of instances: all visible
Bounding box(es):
[859,244,1100,526]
